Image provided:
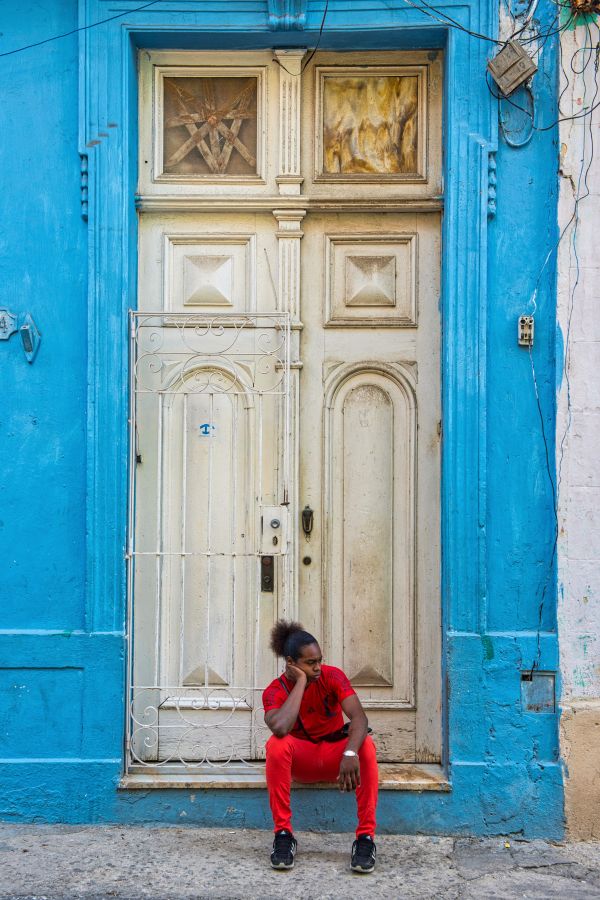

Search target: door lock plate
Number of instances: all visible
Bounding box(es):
[260,506,287,555]
[261,555,274,592]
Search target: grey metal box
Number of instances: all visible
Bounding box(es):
[488,41,537,96]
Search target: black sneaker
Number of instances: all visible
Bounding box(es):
[351,834,376,873]
[270,829,297,869]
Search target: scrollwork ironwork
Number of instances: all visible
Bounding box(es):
[129,686,270,768]
[132,312,289,395]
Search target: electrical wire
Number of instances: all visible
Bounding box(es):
[486,14,600,134]
[299,0,329,71]
[0,1,164,58]
[526,16,599,674]
[396,0,502,44]
[272,0,329,75]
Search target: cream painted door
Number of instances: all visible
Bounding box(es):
[132,210,289,765]
[131,49,442,768]
[297,211,442,762]
[295,52,443,763]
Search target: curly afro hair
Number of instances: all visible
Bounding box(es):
[269,619,318,660]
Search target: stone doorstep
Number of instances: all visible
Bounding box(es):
[119,763,450,791]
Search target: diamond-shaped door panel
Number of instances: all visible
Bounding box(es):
[165,235,255,313]
[345,255,396,307]
[183,255,234,306]
[325,234,417,326]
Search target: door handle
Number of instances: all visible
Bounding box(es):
[301,505,314,537]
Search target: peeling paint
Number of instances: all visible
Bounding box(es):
[557,14,600,837]
[482,636,495,661]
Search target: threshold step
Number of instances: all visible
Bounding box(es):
[120,763,449,792]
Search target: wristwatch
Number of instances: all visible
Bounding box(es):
[343,750,357,757]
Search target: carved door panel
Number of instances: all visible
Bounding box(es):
[298,211,442,762]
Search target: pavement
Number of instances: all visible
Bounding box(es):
[0,825,600,899]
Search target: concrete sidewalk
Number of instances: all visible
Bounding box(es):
[0,825,599,899]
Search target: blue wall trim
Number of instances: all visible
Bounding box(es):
[267,0,307,30]
[0,0,561,834]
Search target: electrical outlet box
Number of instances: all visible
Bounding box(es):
[521,672,555,713]
[518,315,534,347]
[488,41,538,96]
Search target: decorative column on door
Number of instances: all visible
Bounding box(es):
[272,209,305,318]
[273,48,305,319]
[274,49,305,196]
[272,51,306,621]
[272,205,304,620]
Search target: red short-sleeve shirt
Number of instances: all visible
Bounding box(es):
[262,664,356,741]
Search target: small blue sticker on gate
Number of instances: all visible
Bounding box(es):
[199,423,216,436]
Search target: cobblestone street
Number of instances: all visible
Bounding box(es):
[0,825,599,899]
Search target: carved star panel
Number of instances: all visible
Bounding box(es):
[162,76,259,177]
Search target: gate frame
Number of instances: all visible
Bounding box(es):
[125,310,291,774]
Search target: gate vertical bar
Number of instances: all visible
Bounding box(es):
[179,391,188,686]
[230,390,238,690]
[283,314,291,616]
[125,311,137,772]
[155,390,164,689]
[205,390,214,688]
[254,386,264,753]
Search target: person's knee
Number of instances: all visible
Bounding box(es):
[266,733,294,760]
[359,735,377,763]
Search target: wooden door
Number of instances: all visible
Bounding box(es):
[295,53,443,763]
[130,49,442,768]
[297,212,442,762]
[132,211,290,765]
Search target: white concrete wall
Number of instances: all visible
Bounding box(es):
[557,19,600,840]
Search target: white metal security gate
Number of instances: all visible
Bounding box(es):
[126,311,291,773]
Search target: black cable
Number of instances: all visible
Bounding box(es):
[527,341,559,676]
[489,11,571,142]
[272,0,329,75]
[394,0,502,44]
[0,0,163,59]
[519,14,575,45]
[557,19,598,516]
[400,0,577,48]
[299,0,329,72]
[527,17,599,674]
[486,17,600,133]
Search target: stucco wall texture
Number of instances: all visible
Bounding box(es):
[557,19,600,841]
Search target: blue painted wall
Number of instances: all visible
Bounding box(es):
[0,0,563,837]
[0,0,87,629]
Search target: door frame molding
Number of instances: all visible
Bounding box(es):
[79,0,497,772]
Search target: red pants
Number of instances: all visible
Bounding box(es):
[265,733,378,837]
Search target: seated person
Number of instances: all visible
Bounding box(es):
[262,619,378,873]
